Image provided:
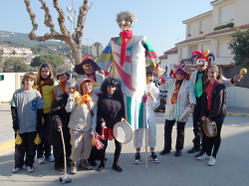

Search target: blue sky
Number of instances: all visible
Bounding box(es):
[0,0,212,56]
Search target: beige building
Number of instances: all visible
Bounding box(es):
[161,0,249,108]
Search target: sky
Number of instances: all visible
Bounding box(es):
[0,0,213,56]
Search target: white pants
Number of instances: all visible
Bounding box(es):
[133,120,156,149]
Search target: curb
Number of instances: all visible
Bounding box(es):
[0,139,14,154]
[226,112,249,117]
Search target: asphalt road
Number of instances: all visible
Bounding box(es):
[0,103,249,186]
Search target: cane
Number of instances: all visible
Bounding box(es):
[59,127,72,184]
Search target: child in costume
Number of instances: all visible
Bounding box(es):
[53,65,70,99]
[34,64,56,164]
[11,72,44,173]
[134,66,160,164]
[96,77,125,172]
[159,63,196,157]
[75,57,105,94]
[50,80,77,172]
[65,78,98,174]
[197,65,226,166]
[96,10,159,131]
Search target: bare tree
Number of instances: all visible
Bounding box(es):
[24,0,91,65]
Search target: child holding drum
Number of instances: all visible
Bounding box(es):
[96,77,125,172]
[198,64,226,166]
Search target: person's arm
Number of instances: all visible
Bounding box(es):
[11,106,19,132]
[208,87,226,121]
[36,109,43,132]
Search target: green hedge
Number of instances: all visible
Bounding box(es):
[214,23,234,31]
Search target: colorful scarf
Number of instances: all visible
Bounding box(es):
[170,81,182,104]
[119,30,133,66]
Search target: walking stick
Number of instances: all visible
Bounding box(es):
[59,128,72,184]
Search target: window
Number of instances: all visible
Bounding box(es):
[219,4,234,25]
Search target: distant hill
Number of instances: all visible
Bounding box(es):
[0,30,89,57]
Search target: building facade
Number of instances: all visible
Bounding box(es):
[160,0,249,108]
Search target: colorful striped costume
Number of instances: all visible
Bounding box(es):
[159,78,196,122]
[96,35,158,130]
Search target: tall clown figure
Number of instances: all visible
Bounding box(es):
[96,11,159,130]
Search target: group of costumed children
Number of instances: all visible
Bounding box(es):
[10,10,244,175]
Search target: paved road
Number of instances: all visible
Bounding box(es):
[0,103,249,186]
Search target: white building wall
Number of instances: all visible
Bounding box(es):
[226,86,249,108]
[233,0,249,26]
[0,73,25,102]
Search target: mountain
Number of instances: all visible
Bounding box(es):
[0,30,89,57]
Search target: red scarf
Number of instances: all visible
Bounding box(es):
[60,81,66,93]
[119,30,133,66]
[206,80,218,110]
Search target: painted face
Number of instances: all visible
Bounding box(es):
[146,74,154,84]
[24,78,34,90]
[107,85,116,96]
[81,82,93,94]
[66,83,76,95]
[118,17,132,30]
[40,67,50,79]
[58,73,68,82]
[207,68,218,82]
[197,64,207,72]
[83,64,94,75]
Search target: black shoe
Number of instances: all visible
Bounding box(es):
[175,150,181,157]
[195,151,204,158]
[97,163,105,172]
[159,149,170,155]
[187,147,200,153]
[88,160,97,167]
[112,164,122,172]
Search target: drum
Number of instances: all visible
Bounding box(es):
[179,106,193,122]
[203,120,217,137]
[113,121,133,144]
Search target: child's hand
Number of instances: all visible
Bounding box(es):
[201,116,207,121]
[147,92,154,99]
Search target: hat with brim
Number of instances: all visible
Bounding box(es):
[173,63,189,75]
[79,78,94,86]
[56,65,68,76]
[75,57,101,75]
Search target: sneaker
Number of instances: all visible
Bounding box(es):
[26,166,34,173]
[208,156,216,166]
[134,152,141,164]
[150,153,160,163]
[159,149,170,155]
[187,147,200,153]
[79,159,93,170]
[38,156,45,164]
[47,154,55,162]
[112,164,122,172]
[195,151,204,158]
[71,162,77,174]
[196,153,209,161]
[12,167,21,173]
[174,150,182,157]
[97,162,105,172]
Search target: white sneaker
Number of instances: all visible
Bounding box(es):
[26,166,34,173]
[47,154,55,162]
[196,153,209,161]
[38,156,45,164]
[12,167,21,173]
[208,156,216,166]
